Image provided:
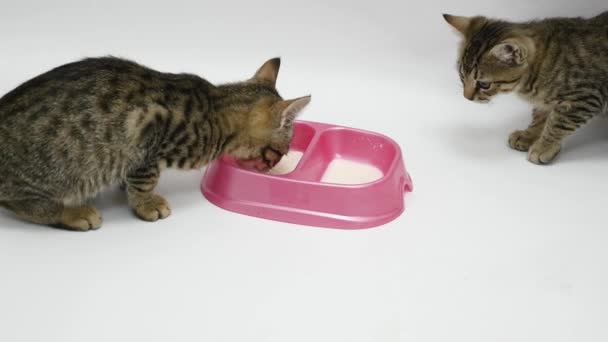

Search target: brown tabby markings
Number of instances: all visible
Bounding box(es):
[0,57,310,230]
[444,12,608,164]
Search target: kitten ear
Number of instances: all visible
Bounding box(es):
[443,14,472,34]
[490,42,525,65]
[276,95,311,128]
[252,57,281,86]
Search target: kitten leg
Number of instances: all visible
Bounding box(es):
[508,108,549,151]
[125,164,171,222]
[2,199,102,231]
[528,106,596,164]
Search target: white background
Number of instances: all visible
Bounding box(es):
[1,1,608,341]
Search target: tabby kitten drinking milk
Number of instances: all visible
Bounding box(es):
[444,12,608,164]
[0,57,310,231]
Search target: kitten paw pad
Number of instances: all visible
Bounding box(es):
[59,206,103,231]
[527,141,561,165]
[132,194,171,222]
[508,130,537,152]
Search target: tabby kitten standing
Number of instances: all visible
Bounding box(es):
[0,57,310,231]
[443,11,608,164]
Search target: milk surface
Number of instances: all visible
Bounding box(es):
[321,159,383,184]
[268,151,304,175]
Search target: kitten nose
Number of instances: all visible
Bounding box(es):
[463,87,476,101]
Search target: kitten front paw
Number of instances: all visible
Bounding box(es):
[527,141,561,165]
[59,206,103,231]
[131,193,172,222]
[508,130,537,152]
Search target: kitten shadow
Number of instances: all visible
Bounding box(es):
[558,118,608,163]
[93,187,129,211]
[435,114,529,160]
[438,112,608,163]
[156,169,209,209]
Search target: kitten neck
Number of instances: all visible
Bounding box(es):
[208,86,252,152]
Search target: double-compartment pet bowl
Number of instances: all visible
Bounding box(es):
[201,120,413,229]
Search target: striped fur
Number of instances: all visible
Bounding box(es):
[444,12,608,164]
[0,57,310,230]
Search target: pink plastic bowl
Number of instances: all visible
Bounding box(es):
[201,120,413,229]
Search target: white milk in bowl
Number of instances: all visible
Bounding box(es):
[268,151,304,175]
[321,159,383,184]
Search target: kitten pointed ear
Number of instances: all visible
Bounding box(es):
[443,14,472,34]
[277,95,311,128]
[253,57,281,86]
[490,42,525,65]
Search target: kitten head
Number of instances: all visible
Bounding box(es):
[222,58,311,172]
[443,14,534,103]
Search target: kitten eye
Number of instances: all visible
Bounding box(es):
[477,81,491,90]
